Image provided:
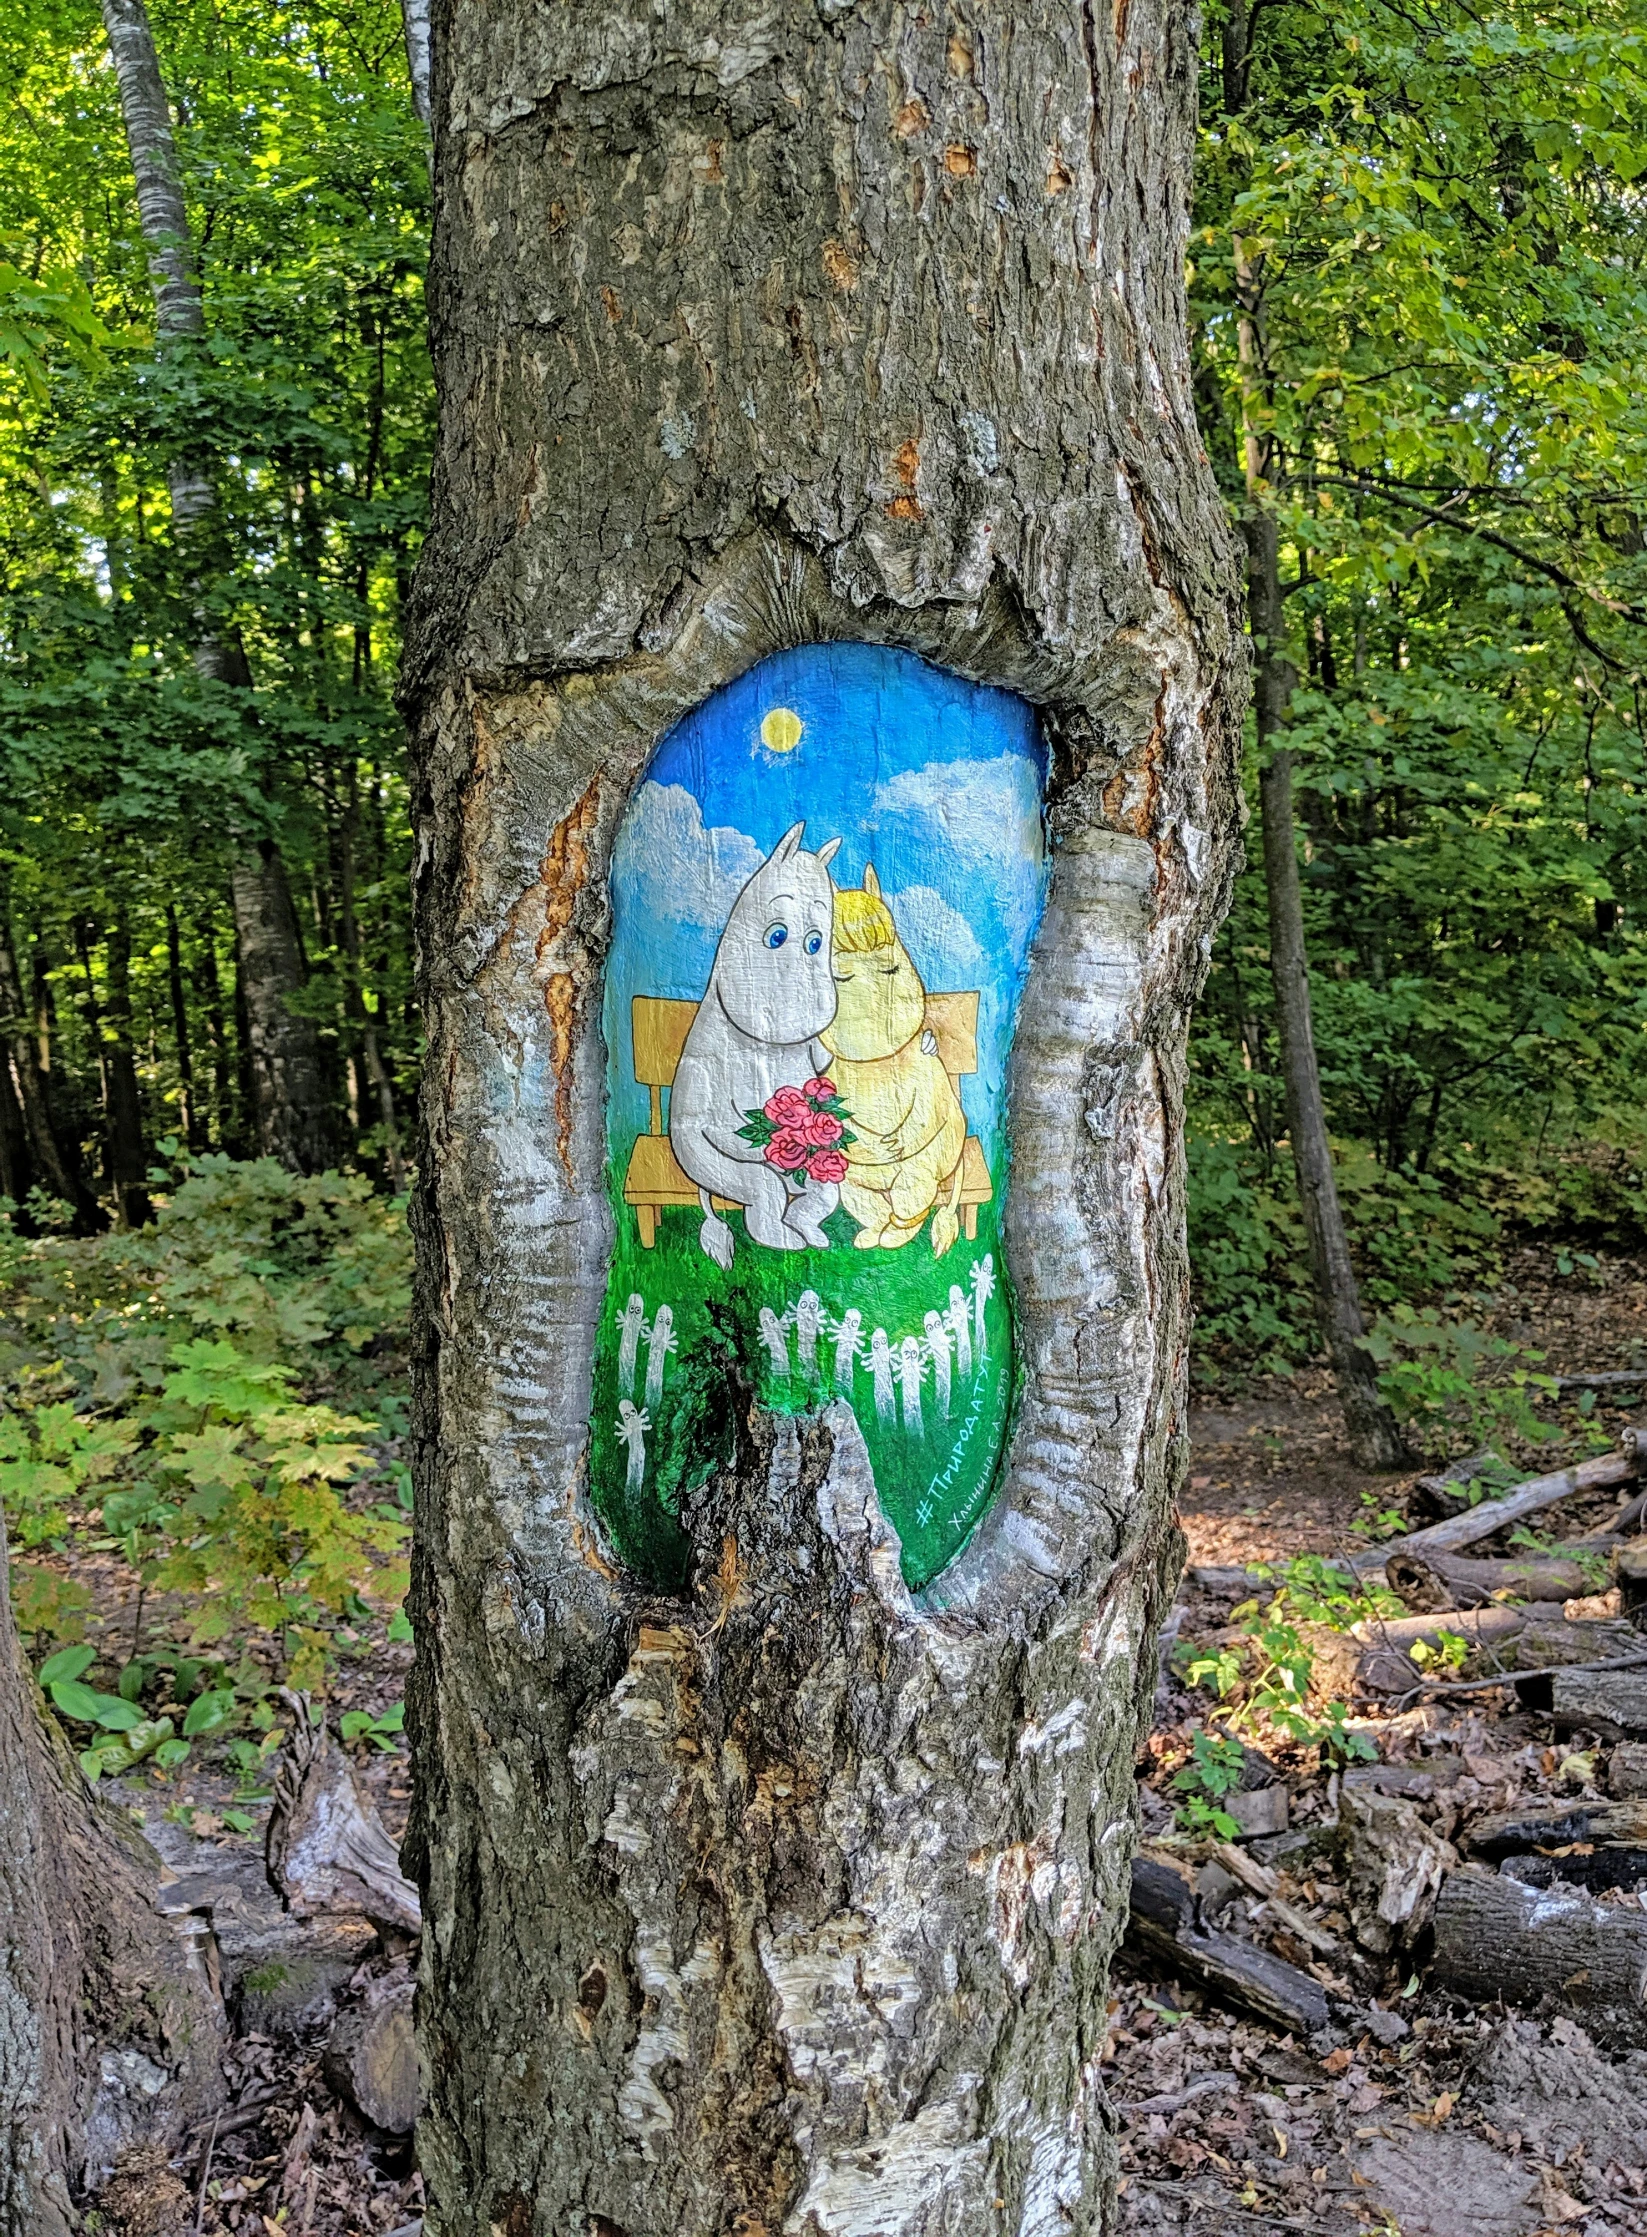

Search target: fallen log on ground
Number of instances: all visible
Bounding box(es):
[1355,1608,1639,1693]
[1352,1604,1562,1692]
[1346,1430,1645,1578]
[1385,1548,1594,1611]
[1547,1665,1647,1735]
[1431,1866,1647,2050]
[1463,1796,1647,1857]
[1126,1856,1337,2039]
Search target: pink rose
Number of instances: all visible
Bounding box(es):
[801,1110,842,1149]
[764,1086,811,1128]
[807,1148,848,1185]
[802,1076,837,1102]
[765,1127,809,1171]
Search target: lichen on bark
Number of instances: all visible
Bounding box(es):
[402,3,1246,2229]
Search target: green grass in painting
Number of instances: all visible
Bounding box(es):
[590,1149,1015,1590]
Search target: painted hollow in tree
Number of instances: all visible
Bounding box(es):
[596,643,1045,1590]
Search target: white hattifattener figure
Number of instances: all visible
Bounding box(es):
[970,1253,996,1360]
[616,1292,648,1401]
[923,1309,953,1420]
[794,1289,824,1383]
[829,1307,863,1393]
[898,1335,928,1438]
[868,1327,896,1425]
[947,1283,973,1381]
[643,1301,677,1413]
[758,1305,792,1380]
[615,1400,650,1495]
[668,821,843,1267]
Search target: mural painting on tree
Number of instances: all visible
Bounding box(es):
[592,643,1047,1590]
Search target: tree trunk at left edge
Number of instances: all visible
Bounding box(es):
[402,5,1247,2230]
[0,1520,224,2226]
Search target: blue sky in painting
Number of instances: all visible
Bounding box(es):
[603,643,1047,1153]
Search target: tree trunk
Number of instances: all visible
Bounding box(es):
[0,905,100,1232]
[165,902,198,1149]
[230,841,335,1174]
[103,907,153,1228]
[402,6,1244,2230]
[195,907,232,1148]
[1228,82,1406,1472]
[100,0,335,1176]
[0,1519,224,2223]
[1238,449,1403,1469]
[340,770,407,1192]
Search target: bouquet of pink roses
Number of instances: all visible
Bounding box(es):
[736,1076,855,1187]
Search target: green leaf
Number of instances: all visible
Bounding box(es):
[220,1808,255,1835]
[182,1687,238,1738]
[51,1677,145,1727]
[39,1645,96,1687]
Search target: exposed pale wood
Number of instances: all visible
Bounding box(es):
[266,1698,421,1938]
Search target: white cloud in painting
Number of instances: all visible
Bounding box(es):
[872,753,1043,875]
[883,882,987,993]
[615,781,764,933]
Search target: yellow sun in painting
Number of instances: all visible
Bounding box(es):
[760,706,804,754]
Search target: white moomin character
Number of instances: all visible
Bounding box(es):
[758,1305,792,1380]
[669,822,843,1267]
[615,1400,650,1495]
[970,1253,996,1360]
[616,1293,648,1401]
[898,1335,928,1438]
[923,1309,952,1421]
[829,1307,863,1393]
[868,1327,896,1425]
[946,1283,973,1382]
[643,1301,677,1414]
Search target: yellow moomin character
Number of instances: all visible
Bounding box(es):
[821,867,967,1254]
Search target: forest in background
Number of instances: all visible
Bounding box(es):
[0,0,1643,1392]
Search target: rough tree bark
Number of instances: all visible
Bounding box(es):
[100,0,336,1177]
[0,1522,223,2226]
[103,905,154,1229]
[403,6,1244,2231]
[1225,19,1406,1470]
[0,896,100,1232]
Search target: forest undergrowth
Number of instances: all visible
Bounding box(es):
[9,1154,1647,2233]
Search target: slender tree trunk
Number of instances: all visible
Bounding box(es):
[0,1518,225,2222]
[402,6,1245,2229]
[100,0,335,1176]
[164,902,198,1149]
[0,905,100,1231]
[1234,258,1407,1470]
[230,843,335,1174]
[0,1053,31,1209]
[195,907,232,1148]
[340,769,406,1191]
[102,907,153,1227]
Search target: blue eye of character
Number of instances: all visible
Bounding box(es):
[804,930,823,955]
[765,923,788,949]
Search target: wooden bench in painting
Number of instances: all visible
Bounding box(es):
[623,993,994,1248]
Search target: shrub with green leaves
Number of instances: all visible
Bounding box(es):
[1364,1305,1559,1462]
